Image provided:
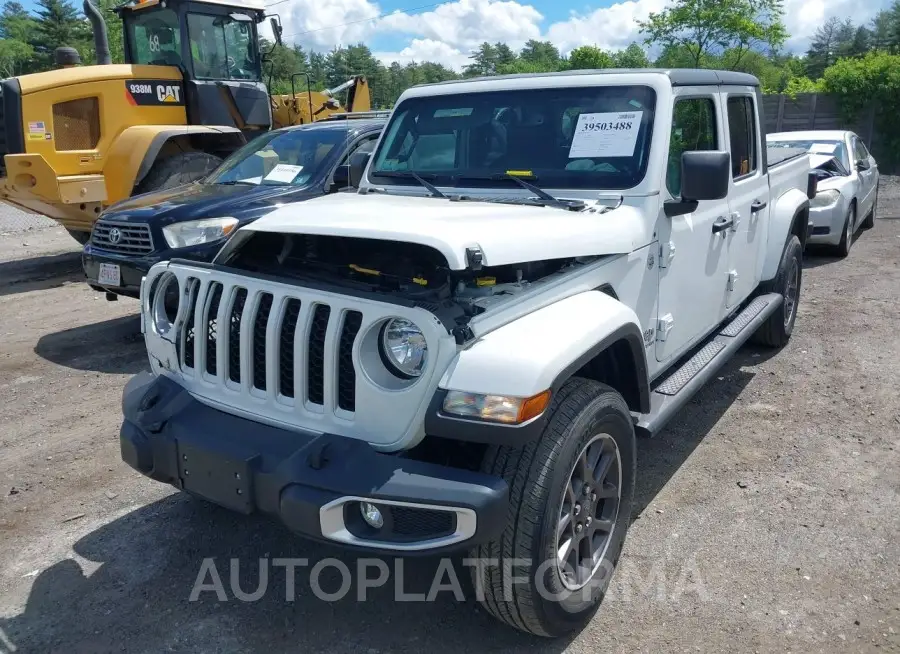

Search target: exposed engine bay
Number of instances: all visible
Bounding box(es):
[812,155,849,180]
[221,232,591,327]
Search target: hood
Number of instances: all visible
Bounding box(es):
[103,182,319,224]
[243,192,648,269]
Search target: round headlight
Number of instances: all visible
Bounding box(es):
[380,318,428,378]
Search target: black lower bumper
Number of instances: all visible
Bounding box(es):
[120,373,509,554]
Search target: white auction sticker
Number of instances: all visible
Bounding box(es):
[264,164,303,183]
[809,142,838,154]
[568,111,643,158]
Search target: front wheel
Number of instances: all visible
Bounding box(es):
[833,202,856,258]
[752,234,802,348]
[470,378,636,637]
[861,190,877,229]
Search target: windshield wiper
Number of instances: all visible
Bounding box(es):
[217,180,258,186]
[456,174,585,210]
[373,170,447,199]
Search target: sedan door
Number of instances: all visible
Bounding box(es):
[851,136,878,217]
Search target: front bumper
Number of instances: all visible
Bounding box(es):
[82,240,223,298]
[120,373,509,554]
[807,201,847,246]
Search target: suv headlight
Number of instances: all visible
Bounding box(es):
[810,189,841,208]
[380,318,427,378]
[162,217,238,248]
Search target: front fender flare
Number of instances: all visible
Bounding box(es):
[762,188,810,281]
[103,125,245,205]
[438,290,649,405]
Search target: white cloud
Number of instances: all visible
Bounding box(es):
[374,39,472,68]
[281,0,896,71]
[545,0,666,54]
[378,0,543,51]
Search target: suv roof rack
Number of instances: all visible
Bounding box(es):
[320,110,392,121]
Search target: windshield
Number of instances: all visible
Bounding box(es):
[769,139,849,170]
[126,8,182,66]
[207,127,351,187]
[370,85,656,190]
[187,13,260,80]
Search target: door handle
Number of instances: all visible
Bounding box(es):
[712,215,734,233]
[751,200,767,212]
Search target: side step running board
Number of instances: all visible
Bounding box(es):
[635,293,782,437]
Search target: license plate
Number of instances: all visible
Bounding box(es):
[98,263,121,287]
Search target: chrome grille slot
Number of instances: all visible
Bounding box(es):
[91,219,154,254]
[307,305,331,406]
[252,293,274,390]
[279,299,302,398]
[228,289,248,384]
[338,311,363,412]
[204,283,224,376]
[180,278,200,370]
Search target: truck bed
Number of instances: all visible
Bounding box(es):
[768,146,808,169]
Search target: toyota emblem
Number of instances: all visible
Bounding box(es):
[108,227,122,244]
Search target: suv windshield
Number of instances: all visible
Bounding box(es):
[769,139,849,170]
[370,85,656,190]
[126,8,182,67]
[187,13,260,80]
[207,127,351,187]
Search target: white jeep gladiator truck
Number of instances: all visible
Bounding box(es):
[120,69,815,637]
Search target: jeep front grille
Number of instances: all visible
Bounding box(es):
[142,262,455,450]
[91,219,154,254]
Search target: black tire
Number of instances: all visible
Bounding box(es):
[833,202,855,258]
[752,234,802,348]
[861,190,876,229]
[136,152,222,194]
[470,378,636,637]
[66,228,90,245]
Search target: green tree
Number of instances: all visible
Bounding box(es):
[567,45,614,70]
[464,42,499,76]
[0,1,35,74]
[31,0,90,69]
[518,39,560,69]
[638,0,786,68]
[613,42,651,68]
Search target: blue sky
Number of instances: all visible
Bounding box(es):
[23,0,895,69]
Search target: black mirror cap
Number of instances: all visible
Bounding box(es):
[807,170,818,199]
[349,150,372,188]
[681,150,730,202]
[269,17,283,45]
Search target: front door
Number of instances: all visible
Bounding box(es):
[656,90,731,363]
[724,92,768,307]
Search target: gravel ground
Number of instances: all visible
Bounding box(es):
[0,185,898,654]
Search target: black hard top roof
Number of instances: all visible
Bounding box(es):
[419,68,760,89]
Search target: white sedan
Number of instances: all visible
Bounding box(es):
[767,130,879,256]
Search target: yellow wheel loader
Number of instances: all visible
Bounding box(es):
[0,0,371,243]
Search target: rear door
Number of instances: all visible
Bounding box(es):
[655,89,731,363]
[724,91,768,308]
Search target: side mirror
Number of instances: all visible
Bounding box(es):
[665,151,730,218]
[349,150,371,188]
[269,17,283,46]
[330,163,349,191]
[855,158,870,171]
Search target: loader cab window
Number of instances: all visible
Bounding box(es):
[187,13,261,81]
[126,8,183,67]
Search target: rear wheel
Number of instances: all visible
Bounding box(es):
[752,234,802,348]
[136,152,222,195]
[470,378,636,637]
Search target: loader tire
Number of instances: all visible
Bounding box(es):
[136,152,222,194]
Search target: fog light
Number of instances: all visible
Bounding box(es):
[360,502,384,529]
